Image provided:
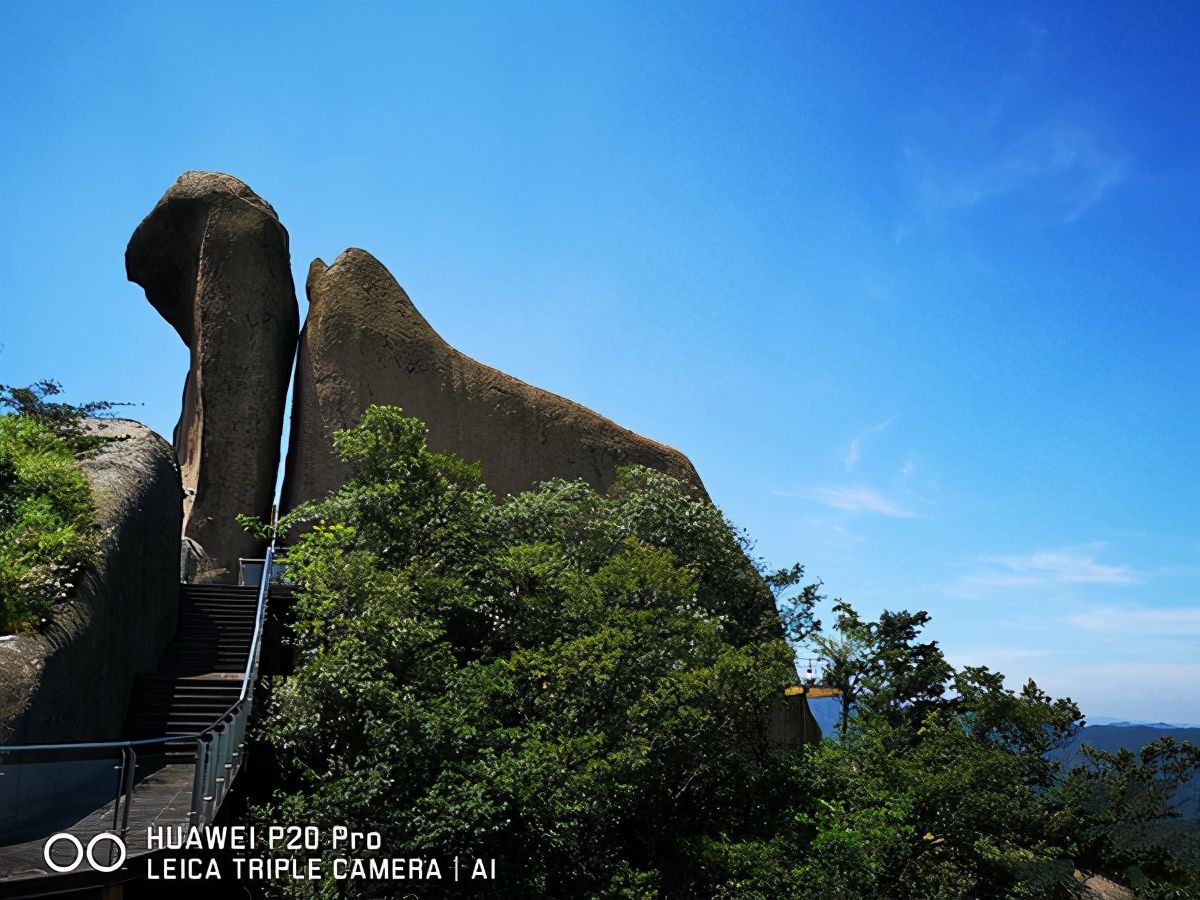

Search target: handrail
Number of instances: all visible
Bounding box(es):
[240,542,274,706]
[0,516,283,862]
[0,524,278,754]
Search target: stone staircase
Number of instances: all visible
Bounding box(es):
[122,584,259,761]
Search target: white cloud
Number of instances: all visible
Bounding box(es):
[844,416,896,470]
[802,485,917,518]
[946,547,1142,600]
[906,125,1127,225]
[897,22,1129,231]
[977,550,1139,586]
[1069,605,1200,637]
[984,554,1132,588]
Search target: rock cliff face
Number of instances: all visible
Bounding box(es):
[0,420,181,743]
[281,249,705,510]
[126,171,298,579]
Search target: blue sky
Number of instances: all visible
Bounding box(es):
[1,1,1197,722]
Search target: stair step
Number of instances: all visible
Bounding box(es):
[181,602,257,608]
[178,611,254,617]
[129,700,236,715]
[136,698,240,706]
[181,609,256,614]
[182,602,257,608]
[180,608,256,615]
[120,580,270,743]
[130,701,236,711]
[183,588,259,593]
[134,684,240,693]
[135,681,241,691]
[179,620,254,626]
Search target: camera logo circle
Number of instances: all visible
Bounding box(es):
[43,832,127,873]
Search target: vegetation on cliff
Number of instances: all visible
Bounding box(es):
[253,407,1200,899]
[0,381,111,633]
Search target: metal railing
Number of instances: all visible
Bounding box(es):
[237,555,289,588]
[0,529,279,860]
[190,537,275,826]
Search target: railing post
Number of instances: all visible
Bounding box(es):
[230,703,246,780]
[206,728,222,821]
[215,723,228,809]
[190,736,209,824]
[111,748,127,834]
[121,746,136,838]
[222,715,235,797]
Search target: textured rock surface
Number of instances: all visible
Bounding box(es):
[281,248,705,510]
[0,420,182,743]
[126,171,298,579]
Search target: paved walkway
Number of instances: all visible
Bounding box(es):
[0,760,193,883]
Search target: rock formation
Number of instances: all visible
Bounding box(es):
[281,248,705,510]
[0,420,182,744]
[126,171,299,579]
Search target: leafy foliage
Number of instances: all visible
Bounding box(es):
[812,601,953,739]
[0,380,124,633]
[256,407,801,897]
[254,406,1200,899]
[0,415,96,632]
[0,379,127,453]
[1060,737,1200,897]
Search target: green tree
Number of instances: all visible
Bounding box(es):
[255,406,803,898]
[813,601,952,738]
[792,666,1084,898]
[0,379,126,453]
[0,381,116,632]
[1059,737,1200,898]
[251,406,1200,899]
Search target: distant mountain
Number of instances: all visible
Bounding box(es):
[1087,716,1200,728]
[1051,724,1200,817]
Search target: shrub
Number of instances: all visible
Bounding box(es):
[0,415,97,632]
[0,380,122,633]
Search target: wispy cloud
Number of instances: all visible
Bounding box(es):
[1068,605,1200,637]
[898,22,1129,231]
[845,416,896,470]
[981,550,1140,586]
[799,485,917,518]
[904,125,1127,225]
[948,547,1141,599]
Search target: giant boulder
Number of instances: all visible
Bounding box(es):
[281,248,705,510]
[0,419,181,744]
[126,171,299,579]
